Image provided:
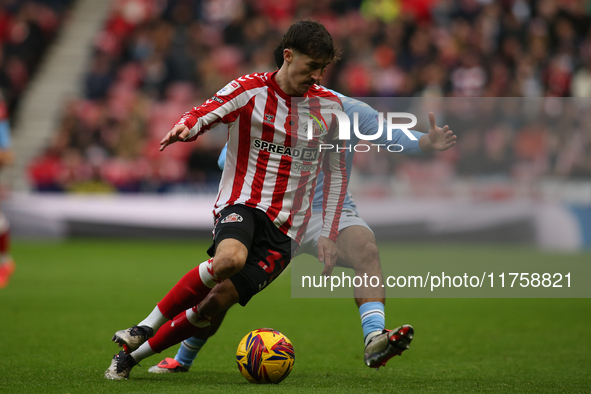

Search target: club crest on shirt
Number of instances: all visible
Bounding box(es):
[303,114,324,137]
[217,81,241,96]
[264,113,275,124]
[221,213,243,223]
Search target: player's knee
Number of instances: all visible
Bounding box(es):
[364,242,380,265]
[214,252,246,272]
[350,241,380,270]
[213,239,248,274]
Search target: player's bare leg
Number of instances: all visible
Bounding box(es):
[209,239,249,279]
[335,225,385,306]
[336,225,413,369]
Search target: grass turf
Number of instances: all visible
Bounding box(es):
[1,239,590,393]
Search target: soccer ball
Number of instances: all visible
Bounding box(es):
[236,328,295,384]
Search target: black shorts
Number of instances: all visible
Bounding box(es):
[207,204,297,306]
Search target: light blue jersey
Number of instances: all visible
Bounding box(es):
[218,90,425,213]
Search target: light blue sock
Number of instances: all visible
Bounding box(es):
[359,302,385,345]
[176,337,207,367]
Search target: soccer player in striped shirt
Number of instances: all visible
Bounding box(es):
[146,55,456,372]
[105,20,349,380]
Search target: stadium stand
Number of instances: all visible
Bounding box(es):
[17,0,591,194]
[2,0,113,192]
[2,0,591,250]
[0,0,74,117]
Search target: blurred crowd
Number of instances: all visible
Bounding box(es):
[16,0,591,193]
[0,0,73,116]
[353,96,591,200]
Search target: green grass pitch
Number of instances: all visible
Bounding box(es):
[1,239,590,393]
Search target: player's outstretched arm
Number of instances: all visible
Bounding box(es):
[160,124,190,151]
[318,236,338,276]
[419,112,457,153]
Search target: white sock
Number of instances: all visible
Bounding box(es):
[131,341,156,364]
[138,306,168,331]
[186,306,211,327]
[199,258,220,288]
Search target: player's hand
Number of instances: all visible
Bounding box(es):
[318,236,338,277]
[427,112,456,151]
[160,124,190,151]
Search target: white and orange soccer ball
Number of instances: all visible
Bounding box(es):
[236,328,295,384]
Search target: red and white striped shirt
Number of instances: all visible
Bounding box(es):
[175,71,347,243]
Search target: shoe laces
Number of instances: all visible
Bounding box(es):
[115,352,137,373]
[129,326,149,338]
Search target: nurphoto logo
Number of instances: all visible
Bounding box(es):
[305,109,418,153]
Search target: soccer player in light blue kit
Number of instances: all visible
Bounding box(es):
[148,83,456,372]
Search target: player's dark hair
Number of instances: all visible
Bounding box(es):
[273,44,284,69]
[275,19,340,67]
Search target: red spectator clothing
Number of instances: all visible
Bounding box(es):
[0,98,8,122]
[175,71,347,244]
